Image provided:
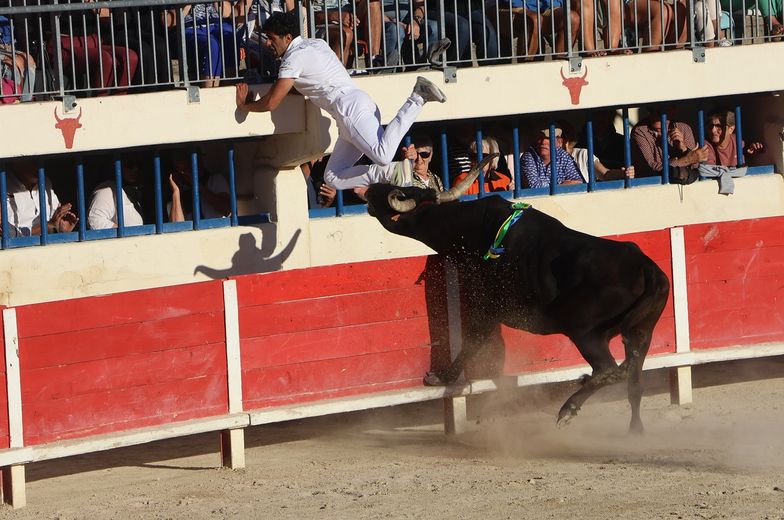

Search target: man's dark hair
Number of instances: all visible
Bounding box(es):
[262,11,301,38]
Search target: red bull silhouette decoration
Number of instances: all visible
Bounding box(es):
[54,106,83,149]
[561,66,589,105]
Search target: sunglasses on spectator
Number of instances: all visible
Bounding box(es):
[710,123,724,129]
[415,150,432,159]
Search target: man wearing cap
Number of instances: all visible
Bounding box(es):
[521,125,583,188]
[234,11,449,190]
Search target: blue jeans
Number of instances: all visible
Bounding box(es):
[184,22,240,78]
[428,9,498,61]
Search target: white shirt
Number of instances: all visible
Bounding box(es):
[569,147,599,183]
[201,174,230,220]
[277,36,357,117]
[87,181,144,230]
[6,173,60,236]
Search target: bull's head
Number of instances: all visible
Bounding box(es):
[560,66,589,106]
[54,106,83,149]
[366,153,498,224]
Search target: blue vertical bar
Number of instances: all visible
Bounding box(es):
[735,105,744,166]
[623,107,631,189]
[336,190,344,216]
[38,165,48,245]
[475,127,485,198]
[191,150,201,229]
[440,127,450,190]
[228,145,238,226]
[114,157,125,237]
[512,124,521,198]
[76,161,86,240]
[0,168,7,249]
[661,113,670,184]
[549,122,558,194]
[697,108,705,147]
[153,153,163,233]
[586,119,595,191]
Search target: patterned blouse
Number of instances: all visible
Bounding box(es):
[521,146,583,188]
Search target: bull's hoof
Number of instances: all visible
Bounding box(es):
[628,420,645,436]
[556,403,579,428]
[423,371,447,386]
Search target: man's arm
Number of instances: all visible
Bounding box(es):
[236,79,296,113]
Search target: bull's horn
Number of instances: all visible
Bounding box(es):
[53,106,62,123]
[560,68,567,81]
[581,66,588,80]
[388,189,417,213]
[437,153,499,204]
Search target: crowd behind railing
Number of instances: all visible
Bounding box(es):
[1,0,783,103]
[0,99,773,248]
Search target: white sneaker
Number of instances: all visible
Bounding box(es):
[412,76,447,103]
[718,38,733,47]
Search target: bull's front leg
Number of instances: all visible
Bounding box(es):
[424,319,500,386]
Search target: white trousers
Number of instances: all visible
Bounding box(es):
[323,89,424,190]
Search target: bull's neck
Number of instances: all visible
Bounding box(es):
[412,199,513,257]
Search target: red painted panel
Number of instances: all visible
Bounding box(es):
[21,343,227,402]
[242,347,431,409]
[685,218,784,253]
[16,281,224,339]
[245,379,423,409]
[24,374,228,445]
[686,219,784,350]
[242,317,433,368]
[240,286,428,338]
[20,312,226,370]
[0,373,9,449]
[234,257,431,307]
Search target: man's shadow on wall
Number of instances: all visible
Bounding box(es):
[194,227,302,279]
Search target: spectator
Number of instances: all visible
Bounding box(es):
[705,110,765,167]
[560,121,634,181]
[241,0,296,80]
[627,0,688,50]
[382,0,437,66]
[578,110,627,169]
[168,151,232,220]
[520,0,580,55]
[98,4,172,91]
[172,3,243,87]
[5,159,78,236]
[577,0,630,55]
[521,125,583,188]
[631,108,709,177]
[720,0,783,38]
[306,0,357,66]
[409,135,445,191]
[1,15,36,103]
[49,0,139,95]
[303,156,338,208]
[427,0,498,63]
[453,136,512,193]
[87,157,145,229]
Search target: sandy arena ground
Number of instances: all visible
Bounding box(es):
[1,358,784,520]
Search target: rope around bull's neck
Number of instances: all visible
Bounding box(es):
[483,202,531,261]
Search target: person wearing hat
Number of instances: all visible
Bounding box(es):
[521,125,583,188]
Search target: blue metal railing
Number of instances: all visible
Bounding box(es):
[0,146,239,250]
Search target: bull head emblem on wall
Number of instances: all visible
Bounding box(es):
[54,106,83,149]
[560,66,589,106]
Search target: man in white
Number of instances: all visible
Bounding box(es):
[235,11,447,190]
[88,158,145,230]
[6,159,77,236]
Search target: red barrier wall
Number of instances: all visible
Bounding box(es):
[234,257,449,409]
[686,217,784,350]
[15,282,229,445]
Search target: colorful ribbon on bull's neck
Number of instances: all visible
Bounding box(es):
[483,202,531,261]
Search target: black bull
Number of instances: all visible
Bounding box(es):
[365,155,670,433]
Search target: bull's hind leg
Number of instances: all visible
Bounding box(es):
[622,327,654,435]
[556,334,623,428]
